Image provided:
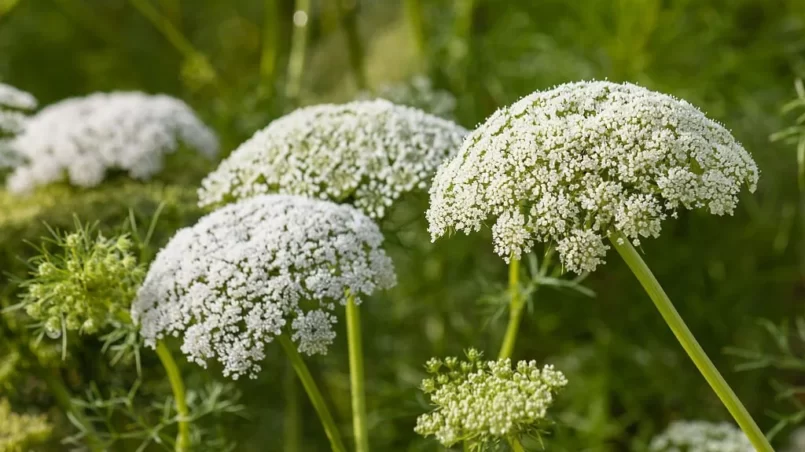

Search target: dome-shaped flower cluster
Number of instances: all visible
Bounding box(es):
[0,83,37,168]
[21,227,144,340]
[131,194,396,379]
[6,91,218,193]
[198,99,467,219]
[427,81,758,273]
[415,349,567,447]
[649,420,754,452]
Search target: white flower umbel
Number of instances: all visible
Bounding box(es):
[426,81,772,451]
[415,349,567,448]
[427,80,758,273]
[132,194,396,379]
[0,83,37,168]
[649,420,755,452]
[198,99,467,219]
[6,91,218,193]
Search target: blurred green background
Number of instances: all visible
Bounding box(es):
[2,0,805,450]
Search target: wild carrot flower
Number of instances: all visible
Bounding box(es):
[6,92,218,193]
[649,420,754,452]
[20,224,144,341]
[0,398,52,452]
[131,194,396,379]
[0,83,36,169]
[415,349,567,448]
[198,99,467,219]
[427,80,758,273]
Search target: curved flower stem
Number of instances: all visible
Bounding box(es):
[346,294,370,452]
[278,335,348,452]
[40,368,104,451]
[498,258,523,359]
[284,365,302,452]
[610,232,773,452]
[155,341,190,452]
[286,0,312,101]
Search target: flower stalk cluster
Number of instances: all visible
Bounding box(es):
[415,349,567,448]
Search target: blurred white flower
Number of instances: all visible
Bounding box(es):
[131,194,396,379]
[6,91,218,193]
[198,99,467,219]
[649,420,754,452]
[415,349,567,447]
[364,75,457,119]
[0,83,37,111]
[0,83,37,169]
[427,81,758,273]
[785,426,805,452]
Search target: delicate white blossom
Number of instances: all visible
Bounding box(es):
[415,349,567,447]
[198,99,467,219]
[6,91,218,193]
[0,83,36,168]
[649,420,755,452]
[131,194,396,379]
[427,81,758,273]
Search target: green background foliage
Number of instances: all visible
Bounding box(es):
[1,0,805,450]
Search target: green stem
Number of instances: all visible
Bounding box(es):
[260,0,281,96]
[129,0,197,59]
[508,437,525,452]
[40,369,104,451]
[284,365,302,452]
[155,341,190,452]
[610,232,773,452]
[404,0,427,63]
[286,0,311,101]
[498,258,523,359]
[337,0,367,90]
[449,0,476,90]
[278,335,348,452]
[346,294,370,452]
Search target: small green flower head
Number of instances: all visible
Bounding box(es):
[649,420,754,452]
[427,81,758,273]
[0,398,52,452]
[21,224,145,340]
[415,349,567,448]
[198,99,467,219]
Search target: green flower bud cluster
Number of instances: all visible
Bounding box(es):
[0,398,52,452]
[21,225,145,340]
[415,349,567,448]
